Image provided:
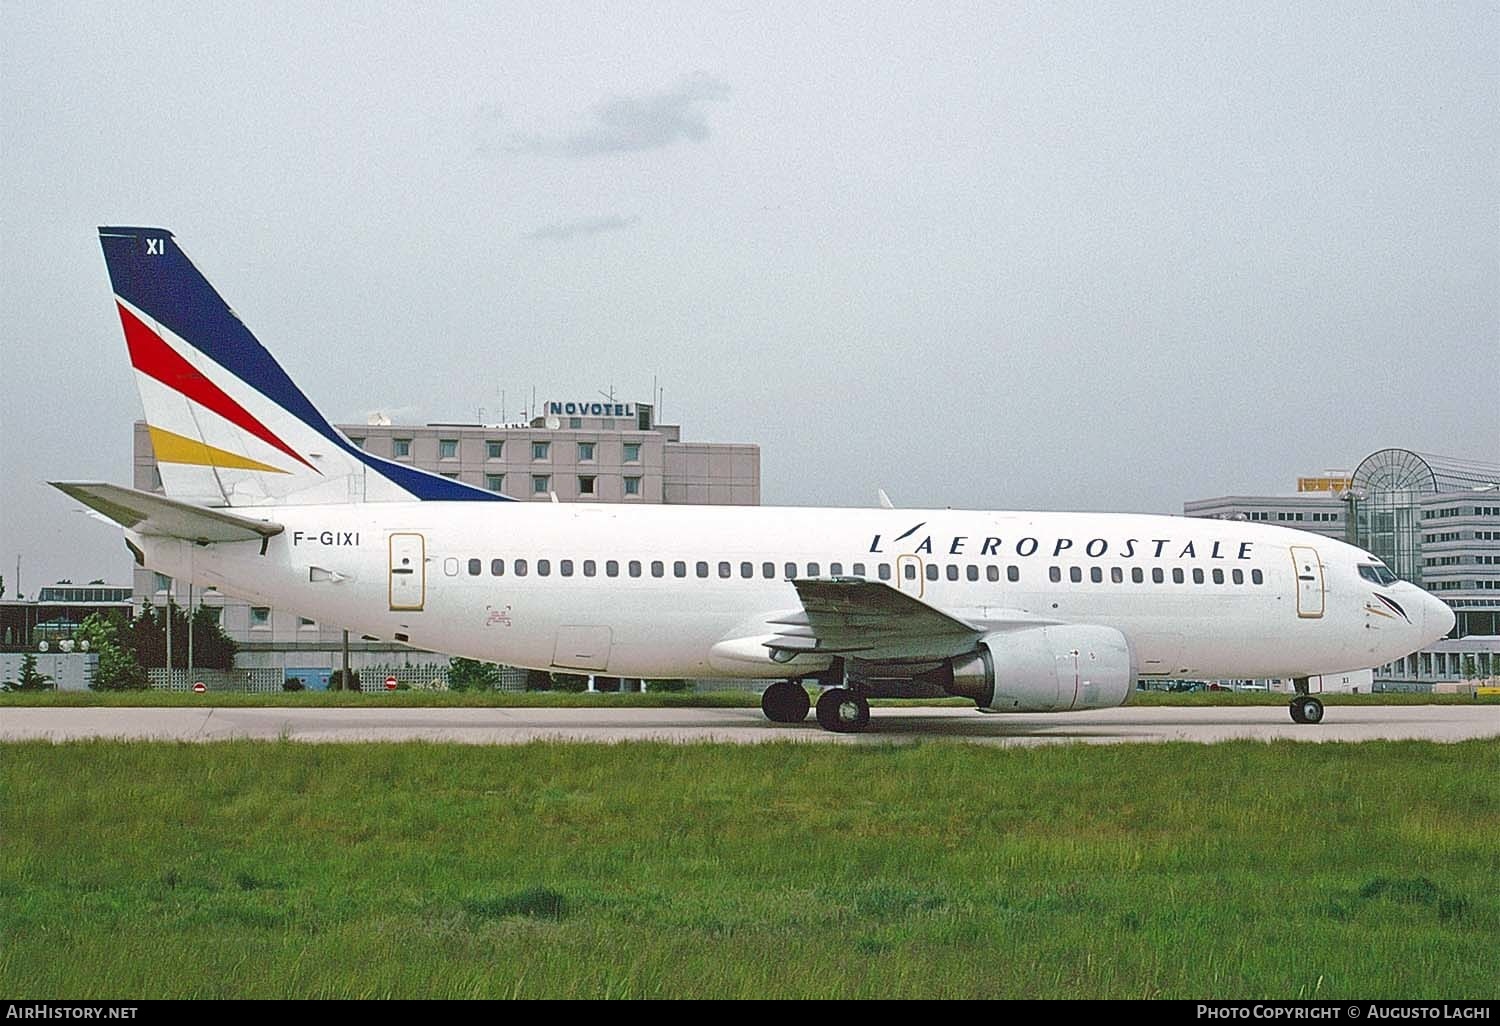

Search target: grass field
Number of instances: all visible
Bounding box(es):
[3,740,1497,998]
[2,688,1493,708]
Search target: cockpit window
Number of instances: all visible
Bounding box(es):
[1359,563,1398,586]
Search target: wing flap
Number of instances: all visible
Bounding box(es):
[763,578,984,660]
[50,481,284,543]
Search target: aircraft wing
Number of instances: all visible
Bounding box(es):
[763,578,985,661]
[50,481,284,543]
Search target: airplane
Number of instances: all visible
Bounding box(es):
[51,226,1454,731]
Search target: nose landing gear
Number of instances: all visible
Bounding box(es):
[1289,677,1324,724]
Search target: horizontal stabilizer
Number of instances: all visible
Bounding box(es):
[50,482,284,543]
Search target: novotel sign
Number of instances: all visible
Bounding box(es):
[547,400,636,418]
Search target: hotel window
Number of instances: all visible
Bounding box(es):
[439,439,458,459]
[624,476,642,497]
[486,474,505,493]
[569,417,582,429]
[578,442,595,462]
[250,606,271,629]
[349,437,365,450]
[532,475,551,494]
[299,617,317,630]
[623,443,641,463]
[532,441,550,461]
[486,440,503,459]
[393,438,411,458]
[441,472,459,480]
[578,475,596,496]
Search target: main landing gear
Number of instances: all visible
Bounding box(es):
[760,680,811,723]
[1289,677,1324,724]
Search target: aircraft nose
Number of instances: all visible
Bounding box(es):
[1423,592,1455,643]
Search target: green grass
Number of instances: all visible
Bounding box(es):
[2,740,1497,998]
[1,688,1491,708]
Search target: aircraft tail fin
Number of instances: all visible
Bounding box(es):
[97,227,508,507]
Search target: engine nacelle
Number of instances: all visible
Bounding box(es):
[940,625,1136,712]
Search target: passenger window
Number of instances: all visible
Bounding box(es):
[1232,568,1243,585]
[808,563,821,577]
[1050,566,1062,583]
[560,559,574,577]
[491,558,504,577]
[946,565,959,581]
[785,562,797,580]
[762,562,775,579]
[606,560,619,578]
[468,558,481,576]
[967,565,979,582]
[1212,568,1224,584]
[741,562,753,578]
[879,564,892,581]
[696,561,708,578]
[853,563,866,577]
[651,560,664,578]
[514,559,528,577]
[1191,568,1203,584]
[830,562,843,576]
[1172,568,1185,584]
[1131,567,1143,583]
[583,560,597,577]
[904,564,917,580]
[1111,567,1123,584]
[1252,569,1264,585]
[1070,567,1083,583]
[1090,567,1103,583]
[1152,568,1164,583]
[925,564,939,581]
[986,566,999,582]
[538,559,551,576]
[1007,565,1020,582]
[718,562,731,579]
[629,560,642,578]
[674,561,687,578]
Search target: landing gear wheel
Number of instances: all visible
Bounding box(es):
[1290,695,1324,724]
[761,681,810,723]
[815,687,871,733]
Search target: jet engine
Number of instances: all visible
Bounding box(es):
[931,625,1136,712]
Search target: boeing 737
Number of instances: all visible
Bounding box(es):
[52,227,1453,730]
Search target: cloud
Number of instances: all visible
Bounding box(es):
[505,73,730,158]
[524,215,640,242]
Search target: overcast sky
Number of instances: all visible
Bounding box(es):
[2,2,1496,594]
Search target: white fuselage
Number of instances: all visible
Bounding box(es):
[136,503,1446,684]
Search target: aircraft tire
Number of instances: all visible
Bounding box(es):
[761,681,810,723]
[1290,695,1324,725]
[815,688,870,733]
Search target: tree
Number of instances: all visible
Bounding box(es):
[329,669,360,692]
[123,601,237,671]
[2,653,54,692]
[447,657,501,691]
[0,573,5,599]
[78,611,148,690]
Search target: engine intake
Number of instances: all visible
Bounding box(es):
[939,625,1136,712]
